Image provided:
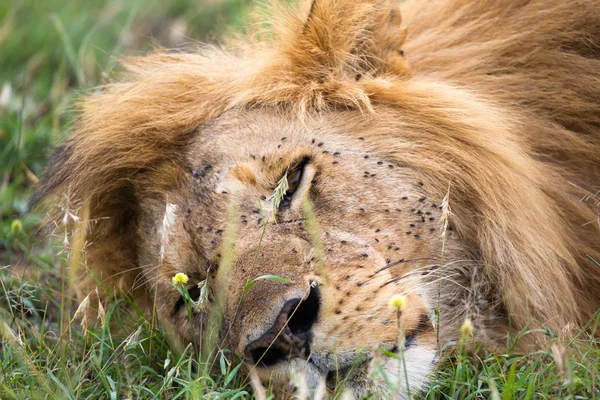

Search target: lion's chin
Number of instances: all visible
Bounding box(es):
[254,345,438,399]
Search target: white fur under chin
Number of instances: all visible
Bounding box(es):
[363,345,438,399]
[285,344,437,399]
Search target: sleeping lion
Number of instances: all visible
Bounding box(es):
[37,0,600,397]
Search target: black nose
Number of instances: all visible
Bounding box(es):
[244,284,320,367]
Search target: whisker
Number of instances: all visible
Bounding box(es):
[357,259,437,286]
[381,271,463,289]
[101,263,157,283]
[372,257,437,276]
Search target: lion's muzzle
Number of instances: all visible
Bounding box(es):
[244,284,320,367]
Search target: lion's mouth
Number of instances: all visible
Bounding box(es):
[283,338,418,390]
[307,339,415,374]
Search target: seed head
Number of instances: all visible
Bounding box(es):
[172,272,189,285]
[460,318,474,337]
[388,294,407,311]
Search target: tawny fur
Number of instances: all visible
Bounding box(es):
[37,0,600,359]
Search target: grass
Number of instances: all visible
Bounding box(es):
[1,0,599,398]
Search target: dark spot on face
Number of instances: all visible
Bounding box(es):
[221,191,228,194]
[262,156,266,162]
[406,231,412,235]
[388,165,394,168]
[429,217,435,221]
[335,309,342,314]
[375,228,381,233]
[419,196,427,202]
[414,234,421,239]
[311,138,316,144]
[377,161,383,165]
[332,161,338,164]
[333,152,340,156]
[191,164,213,179]
[281,136,287,141]
[322,150,329,154]
[341,240,347,245]
[359,208,366,212]
[317,142,324,147]
[409,224,416,228]
[359,137,365,140]
[402,196,408,200]
[360,253,368,258]
[364,155,370,159]
[277,144,281,148]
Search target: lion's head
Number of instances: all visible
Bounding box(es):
[37,0,600,397]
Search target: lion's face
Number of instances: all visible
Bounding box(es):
[136,109,456,395]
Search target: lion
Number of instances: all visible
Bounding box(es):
[36,0,600,397]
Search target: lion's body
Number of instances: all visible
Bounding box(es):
[38,0,600,397]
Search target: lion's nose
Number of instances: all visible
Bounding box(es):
[244,285,320,367]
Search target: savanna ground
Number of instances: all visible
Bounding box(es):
[1,0,599,398]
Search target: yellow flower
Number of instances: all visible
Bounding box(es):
[388,294,407,311]
[172,272,189,285]
[10,219,23,234]
[460,318,474,337]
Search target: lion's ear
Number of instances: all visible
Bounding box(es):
[285,0,410,79]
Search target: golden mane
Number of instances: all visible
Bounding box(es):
[37,0,600,336]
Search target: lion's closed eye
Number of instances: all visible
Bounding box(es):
[280,157,314,210]
[172,284,202,316]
